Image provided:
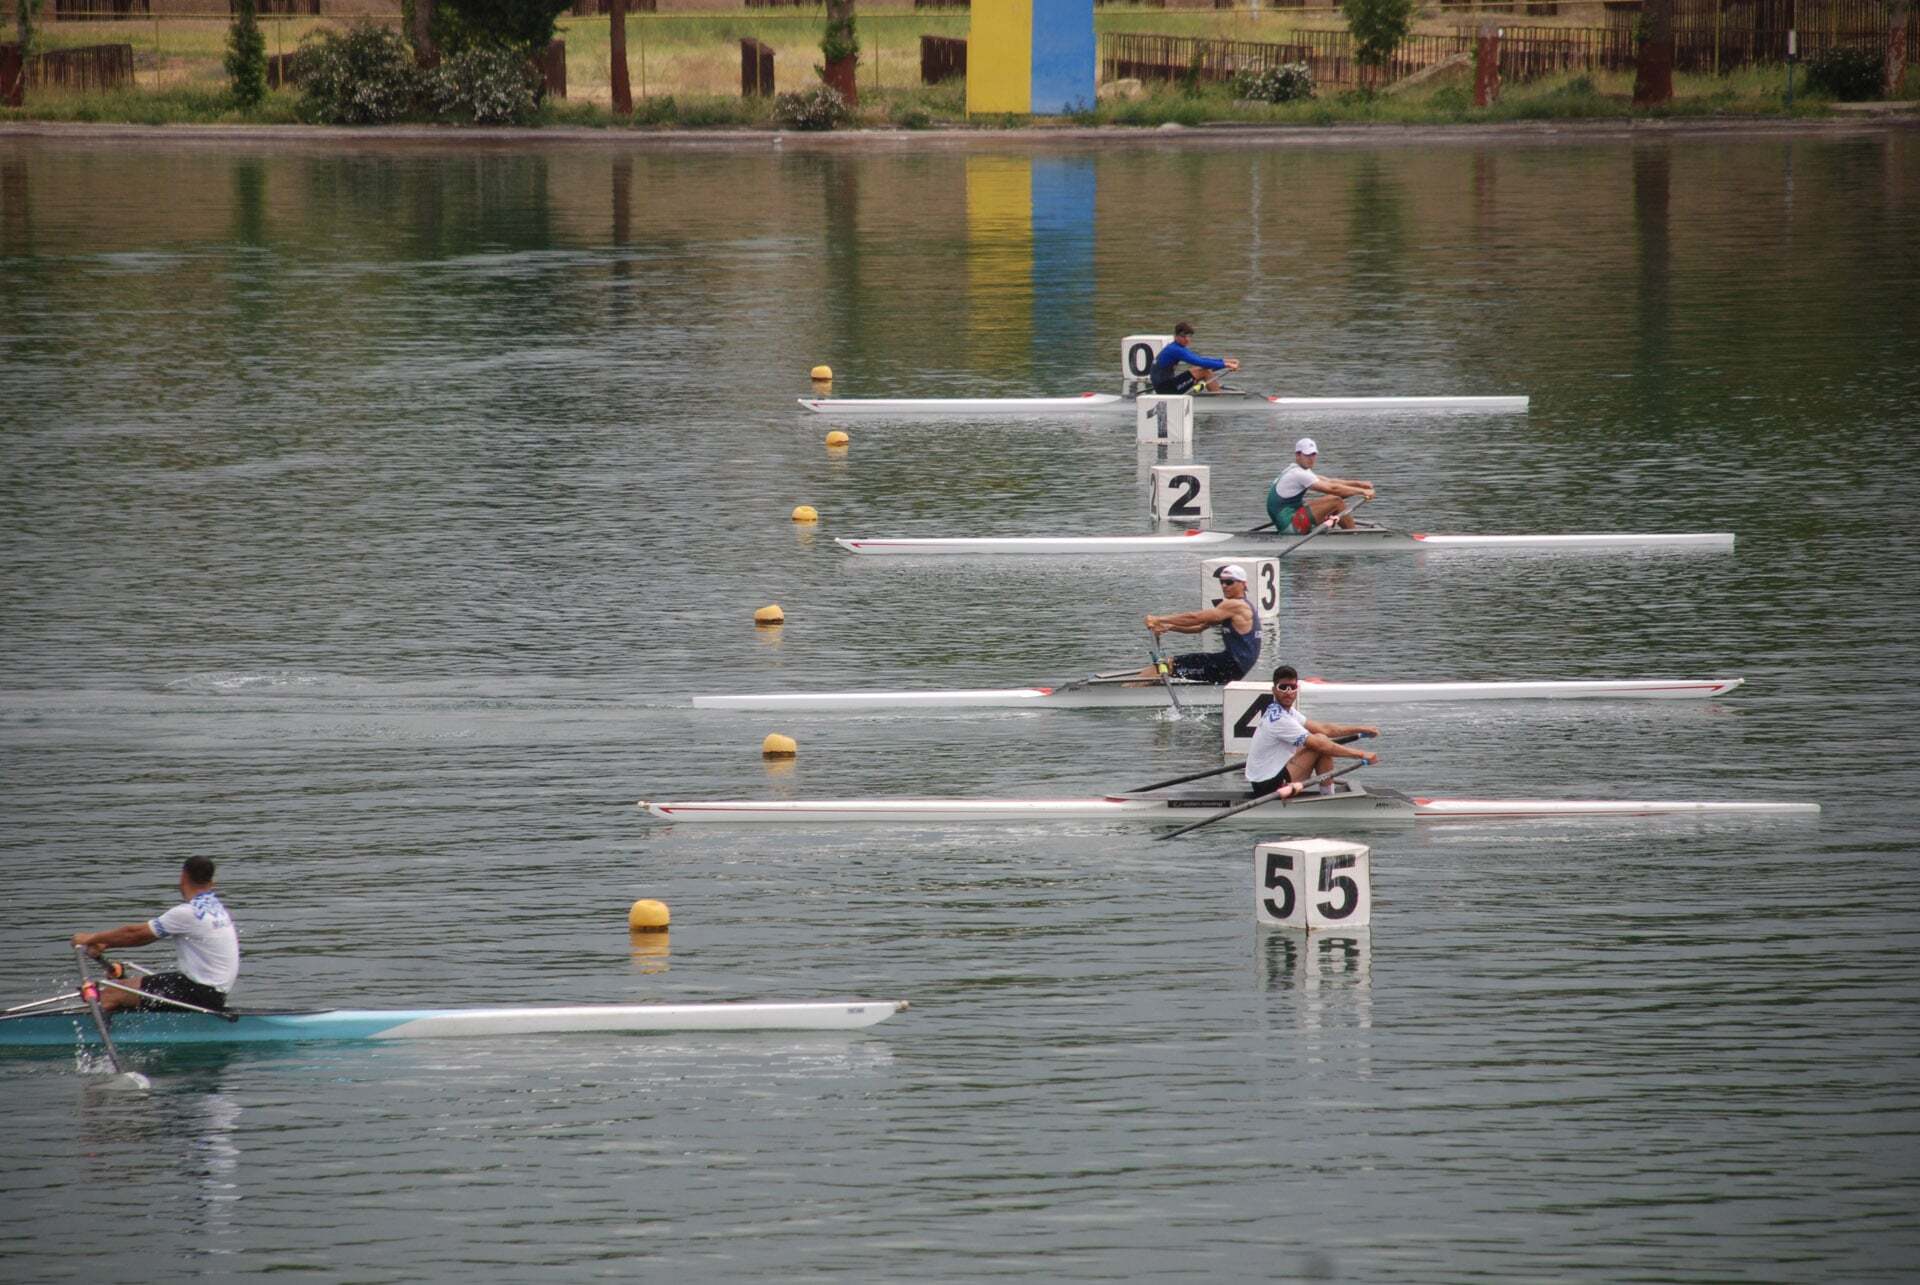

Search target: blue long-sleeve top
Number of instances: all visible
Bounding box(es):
[1151,341,1226,376]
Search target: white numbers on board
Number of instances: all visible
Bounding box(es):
[1150,464,1211,524]
[1255,840,1372,931]
[1135,394,1192,445]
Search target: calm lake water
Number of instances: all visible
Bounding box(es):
[2,125,1918,1281]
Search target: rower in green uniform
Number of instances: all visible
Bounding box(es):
[1132,564,1262,684]
[1267,437,1376,535]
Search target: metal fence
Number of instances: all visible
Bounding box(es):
[21,41,138,89]
[1102,32,1314,84]
[1106,2,1915,91]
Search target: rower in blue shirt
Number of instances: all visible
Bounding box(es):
[1149,321,1240,395]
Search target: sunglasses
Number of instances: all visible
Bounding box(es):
[1273,682,1298,691]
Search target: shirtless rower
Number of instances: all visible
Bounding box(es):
[71,857,239,1014]
[1132,564,1261,684]
[1267,437,1376,535]
[1243,664,1378,797]
[1148,321,1240,396]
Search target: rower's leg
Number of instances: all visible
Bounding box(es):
[1306,495,1352,528]
[1286,746,1324,788]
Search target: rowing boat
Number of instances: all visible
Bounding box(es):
[639,785,1818,828]
[0,1000,908,1046]
[835,527,1736,557]
[796,393,1530,416]
[690,677,1746,712]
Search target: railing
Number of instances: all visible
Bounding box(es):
[24,42,137,90]
[920,33,965,84]
[53,0,150,19]
[1103,32,1315,84]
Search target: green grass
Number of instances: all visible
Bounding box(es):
[8,7,1909,128]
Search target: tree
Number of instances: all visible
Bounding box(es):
[226,0,268,109]
[436,0,573,55]
[820,0,858,106]
[610,0,631,115]
[1341,0,1413,91]
[404,0,439,69]
[1632,0,1674,108]
[8,0,39,107]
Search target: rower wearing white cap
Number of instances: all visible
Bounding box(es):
[1132,564,1262,684]
[1267,437,1375,535]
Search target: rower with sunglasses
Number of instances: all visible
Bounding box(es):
[1244,664,1379,798]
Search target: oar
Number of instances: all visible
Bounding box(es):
[72,947,150,1091]
[1275,493,1372,559]
[1126,732,1372,794]
[2,990,87,1019]
[1154,760,1371,842]
[1144,627,1185,715]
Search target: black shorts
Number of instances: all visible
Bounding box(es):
[1170,651,1243,685]
[1150,370,1198,396]
[137,972,228,1013]
[1249,765,1295,797]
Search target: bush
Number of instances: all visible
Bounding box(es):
[1233,62,1315,104]
[225,0,268,110]
[1803,45,1883,100]
[773,83,848,130]
[294,22,421,124]
[426,43,541,124]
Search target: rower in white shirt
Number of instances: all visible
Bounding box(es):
[1266,437,1375,535]
[1243,664,1379,797]
[71,856,239,1013]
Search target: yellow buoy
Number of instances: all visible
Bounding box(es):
[792,505,818,523]
[754,604,785,626]
[762,732,798,758]
[627,898,670,932]
[809,365,833,381]
[825,431,850,448]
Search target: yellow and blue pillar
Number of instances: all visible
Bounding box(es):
[967,0,1097,117]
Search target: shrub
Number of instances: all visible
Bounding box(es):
[1233,62,1315,104]
[1803,44,1883,101]
[226,0,268,110]
[1342,0,1415,83]
[773,83,848,130]
[889,102,931,129]
[1428,83,1468,113]
[435,0,572,59]
[426,43,541,124]
[294,22,421,124]
[1552,74,1598,98]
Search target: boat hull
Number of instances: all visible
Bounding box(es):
[0,1001,908,1046]
[690,677,1745,712]
[836,530,1735,556]
[796,394,1528,416]
[639,789,1817,827]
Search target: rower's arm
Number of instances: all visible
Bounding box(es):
[1310,477,1375,499]
[1145,601,1239,634]
[72,923,159,954]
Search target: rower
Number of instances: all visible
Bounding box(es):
[71,857,238,1014]
[1244,665,1379,797]
[1267,437,1375,535]
[1133,563,1261,684]
[1148,321,1239,396]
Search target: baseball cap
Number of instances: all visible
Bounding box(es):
[1214,564,1248,583]
[1294,437,1319,456]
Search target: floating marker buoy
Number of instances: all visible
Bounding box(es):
[762,733,798,758]
[754,604,785,626]
[825,431,849,448]
[792,505,818,523]
[628,899,670,932]
[810,365,833,381]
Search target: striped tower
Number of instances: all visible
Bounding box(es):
[966,0,1097,116]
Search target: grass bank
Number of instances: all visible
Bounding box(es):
[5,9,1913,128]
